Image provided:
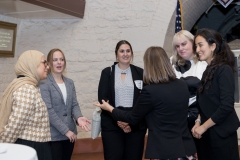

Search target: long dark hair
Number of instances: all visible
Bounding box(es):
[194,28,235,93]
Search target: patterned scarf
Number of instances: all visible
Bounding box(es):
[0,50,44,134]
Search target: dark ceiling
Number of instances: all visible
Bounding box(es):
[191,0,240,43]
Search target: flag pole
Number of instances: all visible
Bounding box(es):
[179,0,184,30]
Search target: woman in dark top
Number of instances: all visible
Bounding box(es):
[98,40,147,160]
[96,46,196,160]
[192,28,239,160]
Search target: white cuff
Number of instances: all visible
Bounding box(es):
[195,118,201,124]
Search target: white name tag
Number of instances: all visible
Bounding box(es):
[134,80,143,90]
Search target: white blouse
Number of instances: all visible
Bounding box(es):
[114,64,134,108]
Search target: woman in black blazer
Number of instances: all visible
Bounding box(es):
[192,28,239,160]
[98,40,147,160]
[96,46,196,159]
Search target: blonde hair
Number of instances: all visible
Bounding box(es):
[172,30,198,66]
[143,46,176,84]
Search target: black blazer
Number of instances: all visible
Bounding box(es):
[111,79,196,159]
[98,62,146,131]
[198,65,239,137]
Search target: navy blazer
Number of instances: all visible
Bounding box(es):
[40,74,82,141]
[111,79,196,159]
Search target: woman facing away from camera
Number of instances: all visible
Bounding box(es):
[171,30,207,155]
[98,40,147,160]
[40,48,91,160]
[192,28,239,160]
[0,50,52,160]
[95,46,197,160]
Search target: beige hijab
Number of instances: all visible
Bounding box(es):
[0,50,44,134]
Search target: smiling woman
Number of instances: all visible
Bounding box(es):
[98,40,147,160]
[0,50,52,160]
[192,28,239,160]
[37,58,49,80]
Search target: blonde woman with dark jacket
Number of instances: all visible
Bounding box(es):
[171,30,207,157]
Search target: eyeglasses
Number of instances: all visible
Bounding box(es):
[41,60,49,67]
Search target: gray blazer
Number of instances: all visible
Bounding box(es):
[40,73,82,141]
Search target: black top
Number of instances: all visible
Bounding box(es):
[173,60,207,118]
[111,79,196,159]
[198,65,239,137]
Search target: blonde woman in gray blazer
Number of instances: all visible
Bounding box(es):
[40,48,91,160]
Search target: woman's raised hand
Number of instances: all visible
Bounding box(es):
[94,100,114,112]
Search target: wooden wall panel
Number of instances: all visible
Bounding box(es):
[20,0,85,18]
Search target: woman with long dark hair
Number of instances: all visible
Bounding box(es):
[0,50,52,160]
[192,28,239,160]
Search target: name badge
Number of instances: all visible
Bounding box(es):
[134,80,143,90]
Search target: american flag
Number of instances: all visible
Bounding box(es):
[175,0,183,33]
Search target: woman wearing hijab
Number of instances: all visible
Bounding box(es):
[0,50,52,160]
